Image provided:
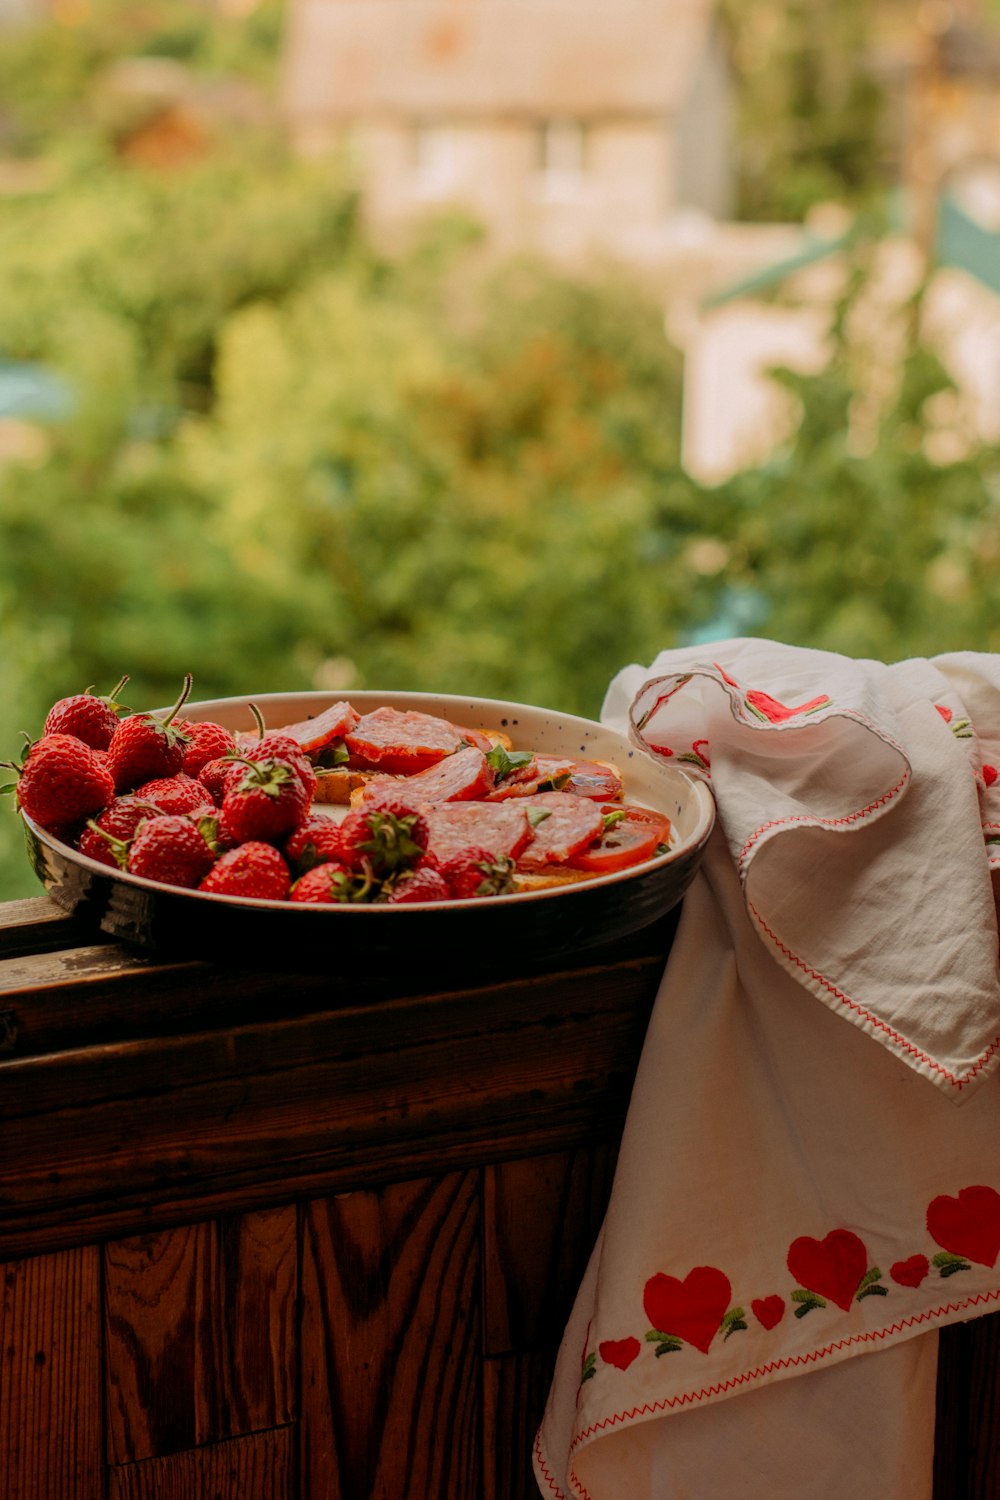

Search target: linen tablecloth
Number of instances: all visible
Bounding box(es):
[534,639,1000,1500]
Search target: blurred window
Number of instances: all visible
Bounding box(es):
[411,122,459,193]
[536,118,589,180]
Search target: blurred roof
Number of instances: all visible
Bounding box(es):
[282,0,717,120]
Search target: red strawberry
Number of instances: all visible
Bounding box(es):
[339,797,428,877]
[199,842,291,900]
[439,845,516,899]
[177,719,237,777]
[4,733,115,830]
[43,674,130,750]
[135,774,216,817]
[244,733,317,799]
[284,813,345,873]
[106,674,194,792]
[78,794,164,868]
[127,813,216,888]
[383,866,451,903]
[290,861,370,904]
[198,755,241,805]
[221,756,312,845]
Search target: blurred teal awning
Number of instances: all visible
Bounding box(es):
[0,360,73,420]
[936,195,1000,296]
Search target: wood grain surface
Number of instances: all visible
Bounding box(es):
[1,1245,102,1500]
[300,1175,481,1500]
[104,1207,296,1464]
[107,1427,293,1500]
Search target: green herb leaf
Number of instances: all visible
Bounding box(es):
[526,806,552,828]
[486,744,534,779]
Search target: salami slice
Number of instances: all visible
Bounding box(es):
[345,708,483,774]
[272,701,360,755]
[488,755,622,801]
[514,792,605,871]
[358,746,496,806]
[423,801,535,862]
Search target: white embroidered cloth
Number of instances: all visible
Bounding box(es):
[534,640,1000,1500]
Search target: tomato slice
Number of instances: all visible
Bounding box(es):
[567,803,672,874]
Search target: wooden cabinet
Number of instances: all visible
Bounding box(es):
[1,896,997,1499]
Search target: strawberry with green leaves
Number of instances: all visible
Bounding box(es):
[106,674,194,792]
[43,675,130,750]
[339,797,429,878]
[284,813,345,874]
[78,794,164,868]
[127,813,216,889]
[199,842,291,900]
[290,861,373,904]
[439,846,517,899]
[2,733,115,832]
[383,866,451,903]
[220,755,312,845]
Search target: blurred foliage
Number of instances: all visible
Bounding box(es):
[2,1,1000,898]
[722,0,890,220]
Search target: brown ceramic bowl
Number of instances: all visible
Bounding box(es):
[23,690,715,975]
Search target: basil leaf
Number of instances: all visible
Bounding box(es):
[486,744,534,779]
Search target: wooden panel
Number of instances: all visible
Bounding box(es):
[0,955,659,1258]
[108,1427,292,1500]
[482,1351,555,1500]
[0,1245,102,1500]
[0,896,99,959]
[104,1206,296,1464]
[482,1145,617,1356]
[934,1311,1000,1499]
[300,1174,481,1500]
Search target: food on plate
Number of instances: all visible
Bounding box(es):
[5,675,675,905]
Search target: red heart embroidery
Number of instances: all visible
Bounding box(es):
[643,1266,732,1355]
[751,1295,785,1330]
[599,1336,640,1371]
[983,764,998,788]
[890,1255,929,1288]
[927,1185,1000,1268]
[787,1229,868,1311]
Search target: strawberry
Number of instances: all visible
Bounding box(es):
[243,733,317,799]
[78,795,163,869]
[3,733,115,830]
[134,774,216,817]
[284,813,345,873]
[221,755,312,845]
[177,719,237,777]
[339,797,428,878]
[290,861,372,904]
[127,813,216,888]
[198,755,241,805]
[439,846,517,899]
[43,675,130,750]
[106,674,194,792]
[199,842,291,900]
[383,866,452,903]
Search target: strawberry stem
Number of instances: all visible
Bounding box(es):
[161,673,193,728]
[248,702,266,739]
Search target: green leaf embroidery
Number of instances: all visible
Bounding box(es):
[644,1328,683,1355]
[580,1351,597,1383]
[722,1306,748,1340]
[855,1266,887,1300]
[932,1251,972,1278]
[791,1289,827,1318]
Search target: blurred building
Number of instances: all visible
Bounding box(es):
[280,0,733,258]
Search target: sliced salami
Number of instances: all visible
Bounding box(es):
[272,701,360,755]
[488,755,622,802]
[514,792,605,871]
[358,746,496,807]
[345,707,484,774]
[423,800,535,863]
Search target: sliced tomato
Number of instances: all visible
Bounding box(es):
[567,803,672,874]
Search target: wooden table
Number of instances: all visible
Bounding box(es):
[0,895,996,1499]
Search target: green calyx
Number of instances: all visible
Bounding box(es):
[357,810,424,875]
